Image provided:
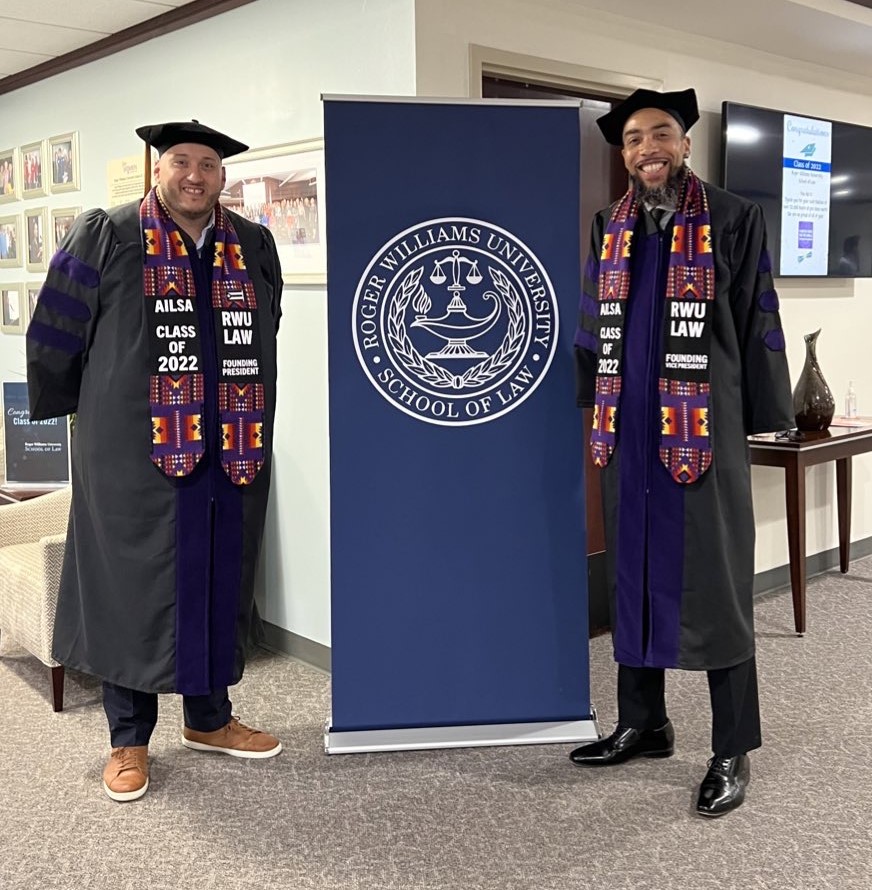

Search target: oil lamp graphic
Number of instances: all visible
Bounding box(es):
[410,250,501,359]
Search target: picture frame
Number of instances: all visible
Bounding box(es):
[0,213,22,268]
[24,281,43,327]
[24,206,48,273]
[0,147,19,203]
[20,140,48,199]
[1,282,24,334]
[48,131,80,193]
[50,206,81,253]
[221,138,326,284]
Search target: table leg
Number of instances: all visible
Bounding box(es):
[785,459,806,635]
[836,456,852,573]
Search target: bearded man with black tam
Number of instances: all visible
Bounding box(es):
[26,120,284,802]
[569,89,793,816]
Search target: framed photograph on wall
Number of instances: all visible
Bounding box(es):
[24,281,43,326]
[0,213,22,268]
[1,282,24,334]
[20,140,48,199]
[221,138,326,284]
[0,147,19,203]
[51,206,81,252]
[48,132,80,193]
[24,206,48,273]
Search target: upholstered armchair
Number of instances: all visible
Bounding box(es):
[0,437,71,711]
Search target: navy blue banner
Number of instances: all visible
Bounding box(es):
[325,98,589,738]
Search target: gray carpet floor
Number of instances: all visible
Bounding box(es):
[3,559,872,890]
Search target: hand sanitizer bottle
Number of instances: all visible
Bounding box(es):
[845,381,858,418]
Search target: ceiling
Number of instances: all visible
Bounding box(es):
[0,0,197,81]
[2,0,872,90]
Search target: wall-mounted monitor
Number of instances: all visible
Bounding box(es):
[720,101,872,278]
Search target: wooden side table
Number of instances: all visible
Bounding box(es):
[748,422,872,635]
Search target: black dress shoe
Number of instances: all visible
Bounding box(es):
[695,754,750,817]
[569,721,674,766]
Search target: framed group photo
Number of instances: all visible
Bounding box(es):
[1,282,24,334]
[20,140,47,199]
[51,206,81,253]
[48,132,80,193]
[221,138,326,284]
[0,213,21,268]
[0,147,18,203]
[24,206,48,273]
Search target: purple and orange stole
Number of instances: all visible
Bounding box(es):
[590,171,715,484]
[141,189,265,485]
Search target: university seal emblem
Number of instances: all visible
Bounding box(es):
[352,218,558,426]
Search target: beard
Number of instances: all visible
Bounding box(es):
[631,164,687,206]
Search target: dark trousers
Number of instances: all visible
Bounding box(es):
[617,656,761,758]
[102,682,232,748]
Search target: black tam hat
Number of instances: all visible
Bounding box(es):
[135,119,248,159]
[596,88,699,147]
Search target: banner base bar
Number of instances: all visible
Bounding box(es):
[324,714,600,755]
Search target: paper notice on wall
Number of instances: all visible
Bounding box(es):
[779,114,832,276]
[107,154,148,207]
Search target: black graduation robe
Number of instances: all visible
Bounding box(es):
[575,182,793,671]
[26,201,282,694]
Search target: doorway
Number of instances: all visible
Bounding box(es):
[482,74,626,635]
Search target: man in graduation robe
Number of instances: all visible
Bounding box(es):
[26,121,284,802]
[568,89,793,817]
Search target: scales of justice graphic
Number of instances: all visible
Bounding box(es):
[411,249,502,359]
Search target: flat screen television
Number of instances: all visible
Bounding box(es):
[720,101,872,278]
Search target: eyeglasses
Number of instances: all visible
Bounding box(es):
[775,429,806,442]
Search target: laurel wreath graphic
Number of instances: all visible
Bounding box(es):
[386,264,527,391]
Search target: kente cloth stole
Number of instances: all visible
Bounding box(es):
[141,189,265,485]
[590,172,715,484]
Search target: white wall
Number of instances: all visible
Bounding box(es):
[414,0,872,576]
[0,0,417,647]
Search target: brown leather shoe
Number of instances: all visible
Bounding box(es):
[182,716,282,759]
[102,746,149,802]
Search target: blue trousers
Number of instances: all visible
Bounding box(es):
[102,682,232,747]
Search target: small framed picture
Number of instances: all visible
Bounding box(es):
[24,281,43,326]
[1,282,24,334]
[48,132,80,193]
[50,206,81,253]
[24,206,48,272]
[0,213,22,268]
[0,147,19,203]
[20,140,48,199]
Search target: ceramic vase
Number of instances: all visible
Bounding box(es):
[792,329,835,431]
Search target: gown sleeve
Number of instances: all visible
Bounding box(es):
[573,213,604,408]
[26,209,116,421]
[729,202,795,434]
[259,224,283,334]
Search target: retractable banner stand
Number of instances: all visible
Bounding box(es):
[323,97,597,753]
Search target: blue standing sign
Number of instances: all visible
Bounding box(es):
[324,97,596,752]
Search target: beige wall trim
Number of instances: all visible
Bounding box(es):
[753,535,872,598]
[261,621,331,674]
[468,44,661,99]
